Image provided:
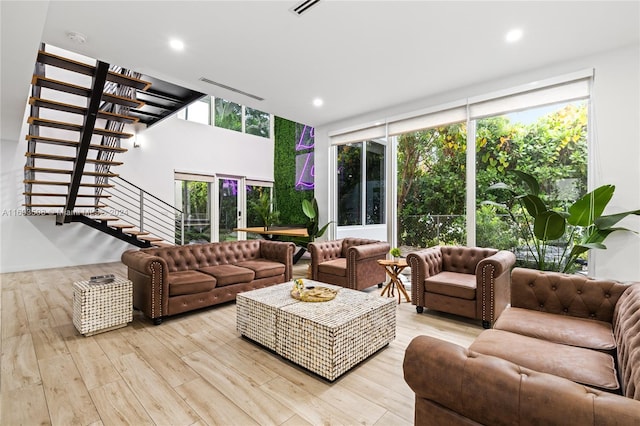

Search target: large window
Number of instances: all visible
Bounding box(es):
[178,96,271,139]
[475,100,588,260]
[337,140,385,226]
[397,123,467,248]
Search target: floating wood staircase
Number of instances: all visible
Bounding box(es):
[24,46,179,248]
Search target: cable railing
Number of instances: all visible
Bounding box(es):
[100,176,184,245]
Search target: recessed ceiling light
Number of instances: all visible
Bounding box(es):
[313,98,324,107]
[505,28,523,43]
[169,39,185,51]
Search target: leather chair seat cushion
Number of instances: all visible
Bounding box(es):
[318,258,347,277]
[197,265,255,286]
[424,271,476,300]
[494,307,616,352]
[469,329,619,391]
[167,270,217,296]
[236,259,285,279]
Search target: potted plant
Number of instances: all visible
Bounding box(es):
[484,170,640,273]
[251,191,279,230]
[302,198,332,241]
[390,247,402,261]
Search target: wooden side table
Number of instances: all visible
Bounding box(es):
[377,259,411,304]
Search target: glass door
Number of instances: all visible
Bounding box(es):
[174,177,212,244]
[216,176,243,241]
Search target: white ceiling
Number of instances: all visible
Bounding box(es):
[2,1,639,139]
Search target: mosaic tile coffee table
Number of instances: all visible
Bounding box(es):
[237,281,396,381]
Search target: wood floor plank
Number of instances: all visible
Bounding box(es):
[23,282,56,330]
[145,319,201,357]
[1,383,50,426]
[39,354,101,425]
[112,352,200,425]
[1,334,41,391]
[175,377,260,426]
[183,350,293,425]
[89,379,154,425]
[31,325,69,361]
[65,334,121,390]
[2,288,29,338]
[127,329,199,388]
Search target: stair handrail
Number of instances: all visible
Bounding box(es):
[101,176,184,245]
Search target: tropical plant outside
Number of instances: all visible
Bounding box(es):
[397,101,589,267]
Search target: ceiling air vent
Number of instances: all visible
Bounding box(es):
[290,0,321,16]
[198,77,264,101]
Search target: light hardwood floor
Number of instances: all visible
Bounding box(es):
[1,260,483,426]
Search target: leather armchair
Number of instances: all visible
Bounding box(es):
[308,238,390,291]
[407,245,515,328]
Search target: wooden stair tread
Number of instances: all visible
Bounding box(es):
[23,203,106,208]
[23,192,111,198]
[36,50,151,91]
[138,236,163,242]
[25,152,123,166]
[111,223,135,229]
[31,75,145,108]
[85,216,119,222]
[27,117,134,138]
[26,135,128,153]
[23,179,114,188]
[29,97,139,124]
[24,166,119,178]
[126,230,150,236]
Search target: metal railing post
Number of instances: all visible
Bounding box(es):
[139,189,144,232]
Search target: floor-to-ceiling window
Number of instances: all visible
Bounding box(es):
[175,176,212,244]
[336,139,386,227]
[475,100,588,263]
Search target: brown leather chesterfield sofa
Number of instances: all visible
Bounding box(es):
[121,240,294,324]
[403,267,640,425]
[407,246,516,328]
[308,238,390,291]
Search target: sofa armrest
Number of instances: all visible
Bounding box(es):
[407,247,443,307]
[121,249,168,321]
[345,242,390,290]
[308,239,344,280]
[511,267,630,323]
[347,241,390,260]
[403,335,640,426]
[476,250,516,326]
[259,240,295,281]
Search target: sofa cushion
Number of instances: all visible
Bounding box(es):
[494,307,615,352]
[424,271,476,300]
[318,258,347,277]
[469,329,619,391]
[197,265,255,286]
[167,270,217,296]
[236,259,285,279]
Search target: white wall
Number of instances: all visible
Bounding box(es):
[315,44,640,281]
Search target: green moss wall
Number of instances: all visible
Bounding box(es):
[274,117,313,226]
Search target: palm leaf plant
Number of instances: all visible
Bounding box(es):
[484,170,639,273]
[302,198,332,241]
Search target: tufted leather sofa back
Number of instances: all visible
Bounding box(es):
[440,246,498,274]
[613,283,640,400]
[341,238,380,258]
[142,240,262,273]
[511,267,629,323]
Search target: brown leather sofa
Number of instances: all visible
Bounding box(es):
[407,246,516,328]
[403,267,640,425]
[121,240,294,324]
[308,238,390,291]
